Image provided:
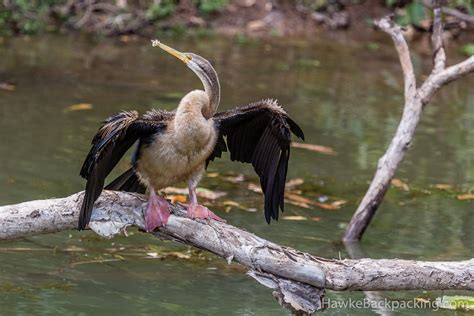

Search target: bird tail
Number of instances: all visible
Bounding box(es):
[105,168,147,194]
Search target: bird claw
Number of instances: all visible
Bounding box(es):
[186,204,225,222]
[145,194,171,232]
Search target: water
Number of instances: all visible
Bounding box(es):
[0,34,473,315]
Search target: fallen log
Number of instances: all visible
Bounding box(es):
[1,191,472,314]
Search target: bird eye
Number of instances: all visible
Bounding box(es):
[185,54,193,60]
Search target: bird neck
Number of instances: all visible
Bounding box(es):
[174,90,214,147]
[176,90,210,119]
[194,66,220,119]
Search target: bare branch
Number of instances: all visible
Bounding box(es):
[423,0,474,25]
[374,16,417,101]
[431,0,446,74]
[343,8,474,242]
[442,6,474,24]
[421,56,474,102]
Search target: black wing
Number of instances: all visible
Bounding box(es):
[78,110,167,230]
[209,99,304,223]
[104,167,147,194]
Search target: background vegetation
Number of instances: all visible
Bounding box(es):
[0,0,473,36]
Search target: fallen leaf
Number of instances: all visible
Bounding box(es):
[287,189,303,195]
[285,193,314,205]
[206,172,219,178]
[285,200,311,209]
[166,194,187,203]
[282,216,307,221]
[0,83,15,91]
[285,193,346,210]
[331,200,347,207]
[247,183,262,193]
[433,184,452,190]
[222,200,256,212]
[64,103,93,112]
[0,247,52,252]
[223,174,245,183]
[457,194,474,200]
[196,188,226,200]
[168,252,191,259]
[391,178,409,191]
[291,142,337,155]
[415,297,430,304]
[63,246,87,252]
[223,200,240,207]
[315,202,341,210]
[113,254,126,260]
[286,178,304,189]
[311,217,321,222]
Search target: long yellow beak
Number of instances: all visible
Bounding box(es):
[153,40,191,64]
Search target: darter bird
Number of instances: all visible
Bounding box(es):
[78,41,304,232]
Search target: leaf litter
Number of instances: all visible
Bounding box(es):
[0,82,15,91]
[291,142,337,155]
[64,103,93,112]
[391,178,410,191]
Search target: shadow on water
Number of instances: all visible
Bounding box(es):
[0,34,473,315]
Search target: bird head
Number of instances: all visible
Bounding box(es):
[154,40,220,118]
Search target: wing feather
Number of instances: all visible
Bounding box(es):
[210,100,304,223]
[78,110,167,230]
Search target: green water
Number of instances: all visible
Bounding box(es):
[0,34,473,315]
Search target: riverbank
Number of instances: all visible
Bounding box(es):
[1,0,473,43]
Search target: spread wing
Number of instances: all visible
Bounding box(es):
[78,110,168,230]
[209,100,304,223]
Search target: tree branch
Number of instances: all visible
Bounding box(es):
[441,6,474,24]
[431,0,446,74]
[374,15,417,101]
[1,191,473,312]
[423,0,474,25]
[420,55,474,102]
[343,2,474,242]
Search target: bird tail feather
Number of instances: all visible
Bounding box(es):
[105,168,146,194]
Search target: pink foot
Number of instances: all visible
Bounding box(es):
[145,192,171,232]
[187,204,225,222]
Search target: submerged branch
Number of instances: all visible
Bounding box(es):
[1,191,473,313]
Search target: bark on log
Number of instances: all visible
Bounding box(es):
[343,3,474,242]
[344,241,394,316]
[1,191,473,294]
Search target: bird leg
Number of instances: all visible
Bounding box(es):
[186,184,225,222]
[145,189,171,232]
